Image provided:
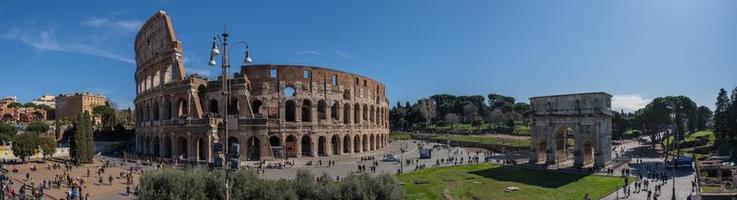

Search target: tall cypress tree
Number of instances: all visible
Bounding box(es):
[71,111,95,163]
[714,89,730,144]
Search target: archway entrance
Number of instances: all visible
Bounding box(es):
[270,136,283,159]
[177,137,188,160]
[285,135,298,158]
[362,134,368,152]
[555,127,573,163]
[343,135,351,153]
[301,135,312,157]
[318,136,326,156]
[163,136,172,158]
[285,100,296,122]
[228,137,240,158]
[331,135,340,155]
[369,134,375,151]
[197,138,207,161]
[354,135,361,153]
[537,141,547,164]
[247,137,260,161]
[153,136,160,157]
[583,140,594,166]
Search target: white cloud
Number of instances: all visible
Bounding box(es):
[334,50,351,59]
[612,95,651,113]
[1,26,135,64]
[295,50,323,55]
[82,17,142,32]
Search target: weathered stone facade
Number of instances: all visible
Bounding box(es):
[134,11,389,162]
[528,92,613,168]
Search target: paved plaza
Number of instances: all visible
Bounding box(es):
[1,159,138,200]
[1,139,497,199]
[602,137,697,200]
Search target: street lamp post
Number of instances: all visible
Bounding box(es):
[668,106,677,200]
[208,27,252,200]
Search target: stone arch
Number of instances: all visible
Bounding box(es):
[228,97,239,115]
[209,99,219,114]
[343,89,351,100]
[252,100,263,114]
[370,134,375,151]
[152,101,160,121]
[286,135,298,158]
[362,104,368,122]
[153,136,160,157]
[343,103,351,124]
[317,100,327,120]
[176,98,188,118]
[228,137,240,158]
[354,134,361,153]
[582,139,595,166]
[362,134,368,152]
[269,135,283,159]
[318,136,327,156]
[285,100,296,122]
[331,102,339,120]
[555,126,573,163]
[177,137,188,159]
[343,134,351,153]
[197,137,207,161]
[331,134,340,155]
[369,106,375,123]
[163,99,172,120]
[537,141,547,164]
[197,85,207,114]
[247,136,260,161]
[354,103,361,124]
[301,135,312,157]
[301,99,312,122]
[163,135,172,158]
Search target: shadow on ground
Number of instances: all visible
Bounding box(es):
[469,165,588,188]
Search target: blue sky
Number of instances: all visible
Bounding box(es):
[1,0,735,112]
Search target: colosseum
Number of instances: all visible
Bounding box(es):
[133,11,390,163]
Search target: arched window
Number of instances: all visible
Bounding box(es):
[209,99,219,114]
[362,104,368,122]
[317,100,327,120]
[163,99,172,120]
[177,98,188,118]
[302,100,312,122]
[343,89,351,100]
[152,101,160,121]
[331,102,338,120]
[252,100,263,114]
[197,85,207,114]
[228,97,239,115]
[343,103,351,124]
[285,100,296,122]
[354,103,361,124]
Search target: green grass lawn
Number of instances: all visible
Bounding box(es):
[390,131,413,140]
[432,134,530,148]
[398,163,622,200]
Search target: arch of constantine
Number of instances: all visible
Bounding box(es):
[528,92,613,169]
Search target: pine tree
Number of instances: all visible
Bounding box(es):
[714,89,730,143]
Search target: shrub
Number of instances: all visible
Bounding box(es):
[138,168,404,200]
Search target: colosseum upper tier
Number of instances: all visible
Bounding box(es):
[133,11,389,162]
